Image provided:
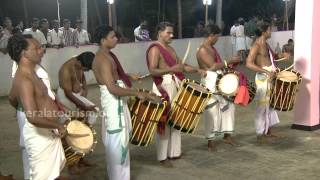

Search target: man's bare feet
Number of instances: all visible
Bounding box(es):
[207,140,217,152]
[0,174,15,180]
[68,164,87,175]
[223,134,237,146]
[160,159,173,168]
[266,129,282,138]
[79,158,96,167]
[55,176,69,180]
[257,135,271,144]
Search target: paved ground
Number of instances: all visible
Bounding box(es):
[1,62,320,180]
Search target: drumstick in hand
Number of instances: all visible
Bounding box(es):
[274,57,287,62]
[68,133,90,137]
[182,40,191,64]
[138,73,151,79]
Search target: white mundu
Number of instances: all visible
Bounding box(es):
[100,80,132,180]
[152,74,182,161]
[13,63,65,179]
[254,66,279,135]
[56,88,98,125]
[201,71,235,139]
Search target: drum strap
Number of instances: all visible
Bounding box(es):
[146,43,186,134]
[109,51,132,88]
[267,44,277,70]
[205,98,230,112]
[206,100,219,109]
[210,46,222,63]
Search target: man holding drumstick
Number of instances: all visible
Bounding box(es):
[246,22,290,144]
[197,24,240,151]
[146,21,205,167]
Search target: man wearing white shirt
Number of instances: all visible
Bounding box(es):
[134,19,151,42]
[230,20,239,56]
[48,19,65,48]
[60,19,74,46]
[0,26,9,53]
[0,17,13,53]
[73,19,89,46]
[23,18,47,47]
[235,18,247,63]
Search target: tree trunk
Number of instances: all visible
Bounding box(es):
[22,0,29,27]
[157,0,161,24]
[215,0,223,29]
[80,0,88,30]
[177,0,182,38]
[112,1,117,30]
[93,0,102,25]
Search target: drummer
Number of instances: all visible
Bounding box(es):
[197,24,240,151]
[146,21,205,167]
[8,34,66,180]
[246,22,289,144]
[57,51,97,174]
[92,25,155,180]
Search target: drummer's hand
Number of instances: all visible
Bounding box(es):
[136,91,148,102]
[147,93,161,102]
[266,71,275,79]
[170,64,184,73]
[58,125,67,138]
[129,73,141,81]
[283,52,291,60]
[230,55,241,64]
[84,105,97,112]
[197,69,207,77]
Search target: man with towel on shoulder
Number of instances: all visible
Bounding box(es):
[197,24,240,151]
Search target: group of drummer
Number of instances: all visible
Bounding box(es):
[7,20,292,180]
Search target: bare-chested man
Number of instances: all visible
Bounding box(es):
[146,21,206,167]
[92,25,155,180]
[8,34,67,179]
[197,24,240,151]
[58,52,96,112]
[57,51,97,174]
[246,22,289,143]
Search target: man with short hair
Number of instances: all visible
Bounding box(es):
[23,18,47,46]
[0,17,13,53]
[235,18,248,63]
[60,19,74,46]
[47,19,65,48]
[197,24,240,151]
[92,25,155,180]
[246,22,289,143]
[8,34,66,180]
[146,21,205,167]
[39,18,49,41]
[57,51,97,174]
[134,19,151,42]
[73,19,90,46]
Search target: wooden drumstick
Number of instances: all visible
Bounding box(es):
[138,73,151,79]
[67,132,90,137]
[182,40,191,64]
[282,63,295,71]
[274,57,287,62]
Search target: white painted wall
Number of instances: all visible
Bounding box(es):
[0,31,294,96]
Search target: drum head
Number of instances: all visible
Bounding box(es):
[277,71,298,82]
[65,120,94,153]
[218,73,239,95]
